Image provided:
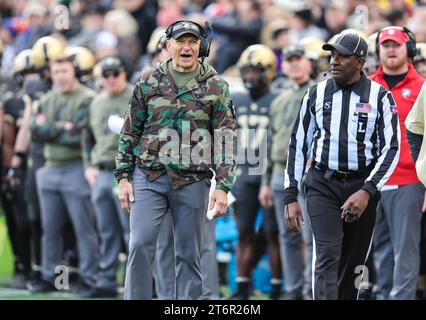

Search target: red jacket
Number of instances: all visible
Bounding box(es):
[371,64,425,186]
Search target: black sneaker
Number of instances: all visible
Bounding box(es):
[27,270,42,282]
[231,281,250,300]
[73,280,95,298]
[9,273,30,290]
[415,288,426,300]
[269,283,283,300]
[27,279,57,293]
[358,287,374,300]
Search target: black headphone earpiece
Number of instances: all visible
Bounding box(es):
[375,26,417,59]
[202,21,213,59]
[68,58,81,79]
[65,53,80,78]
[165,20,212,58]
[403,26,417,58]
[74,62,81,79]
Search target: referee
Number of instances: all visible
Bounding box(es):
[284,33,401,300]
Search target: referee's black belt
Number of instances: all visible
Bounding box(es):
[312,161,374,181]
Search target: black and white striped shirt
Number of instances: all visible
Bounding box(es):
[284,74,400,204]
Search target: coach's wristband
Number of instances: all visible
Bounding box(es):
[216,184,230,193]
[115,172,131,183]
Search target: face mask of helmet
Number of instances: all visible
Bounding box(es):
[238,45,276,93]
[240,66,268,92]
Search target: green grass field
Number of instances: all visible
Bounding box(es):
[0,215,13,280]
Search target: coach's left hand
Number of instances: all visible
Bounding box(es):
[341,189,371,222]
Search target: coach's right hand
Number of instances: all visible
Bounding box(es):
[285,201,304,232]
[118,179,134,213]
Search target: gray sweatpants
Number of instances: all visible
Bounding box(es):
[373,183,424,300]
[154,215,219,300]
[91,170,130,291]
[36,163,99,286]
[124,168,210,300]
[271,172,313,297]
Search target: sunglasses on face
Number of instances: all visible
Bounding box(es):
[102,69,121,78]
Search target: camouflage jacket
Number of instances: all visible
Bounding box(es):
[114,59,237,192]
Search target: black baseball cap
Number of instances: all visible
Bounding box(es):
[100,56,124,72]
[322,33,368,59]
[282,44,306,60]
[168,21,202,40]
[294,9,312,22]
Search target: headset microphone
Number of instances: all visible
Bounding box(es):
[323,64,333,77]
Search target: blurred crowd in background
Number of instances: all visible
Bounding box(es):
[1,0,426,81]
[1,0,426,300]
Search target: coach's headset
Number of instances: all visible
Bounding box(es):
[375,26,417,59]
[165,20,213,59]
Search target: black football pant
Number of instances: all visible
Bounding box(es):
[304,166,378,300]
